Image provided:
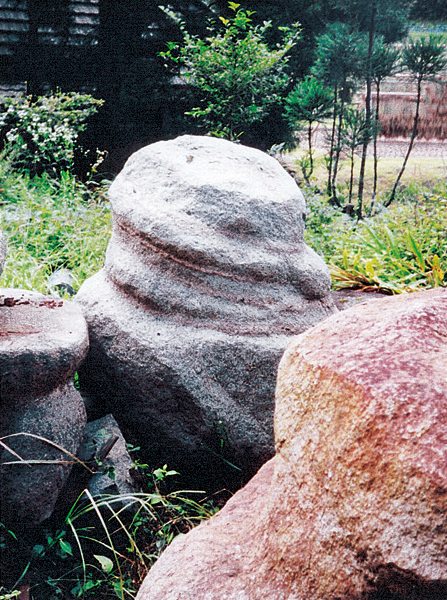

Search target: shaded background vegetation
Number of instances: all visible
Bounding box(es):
[1,0,444,175]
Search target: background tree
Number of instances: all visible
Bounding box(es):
[328,0,412,217]
[340,106,378,204]
[386,36,447,207]
[160,2,299,142]
[284,75,334,182]
[312,22,365,204]
[207,0,337,79]
[369,39,400,202]
[195,0,342,147]
[332,0,412,44]
[410,0,447,21]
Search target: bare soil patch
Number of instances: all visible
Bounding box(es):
[311,126,447,160]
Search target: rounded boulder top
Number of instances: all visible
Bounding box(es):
[0,288,88,400]
[107,135,330,300]
[109,135,306,240]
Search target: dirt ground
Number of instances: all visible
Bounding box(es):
[311,126,447,160]
[372,137,447,159]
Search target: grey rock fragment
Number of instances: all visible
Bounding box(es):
[78,414,137,500]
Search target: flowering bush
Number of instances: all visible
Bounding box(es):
[0,92,103,177]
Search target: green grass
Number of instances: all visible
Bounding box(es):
[295,150,447,292]
[0,461,216,600]
[0,164,112,295]
[290,144,447,201]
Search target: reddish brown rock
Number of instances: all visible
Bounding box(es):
[0,289,88,525]
[136,288,447,600]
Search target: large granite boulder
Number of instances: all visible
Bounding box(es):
[0,289,88,525]
[136,288,447,600]
[76,135,336,486]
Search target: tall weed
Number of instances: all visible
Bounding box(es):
[0,161,111,295]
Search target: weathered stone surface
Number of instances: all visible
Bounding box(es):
[76,135,336,484]
[135,288,447,600]
[0,289,88,525]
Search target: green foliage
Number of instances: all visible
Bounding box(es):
[209,0,331,70]
[332,0,413,43]
[304,180,447,293]
[312,22,365,91]
[312,22,367,202]
[368,38,401,198]
[369,37,401,85]
[0,460,216,599]
[284,76,334,179]
[284,76,334,126]
[160,2,299,140]
[339,107,379,202]
[0,92,103,178]
[0,159,111,295]
[341,107,378,154]
[401,34,447,81]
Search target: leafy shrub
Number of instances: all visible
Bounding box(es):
[160,2,299,141]
[0,92,103,178]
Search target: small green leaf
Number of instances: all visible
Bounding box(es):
[94,554,114,573]
[364,259,376,280]
[150,495,163,505]
[32,544,45,557]
[59,539,73,556]
[406,231,425,271]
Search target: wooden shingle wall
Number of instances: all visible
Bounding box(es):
[0,0,99,54]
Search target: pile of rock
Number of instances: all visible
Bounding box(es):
[2,138,446,600]
[76,135,336,485]
[135,288,447,600]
